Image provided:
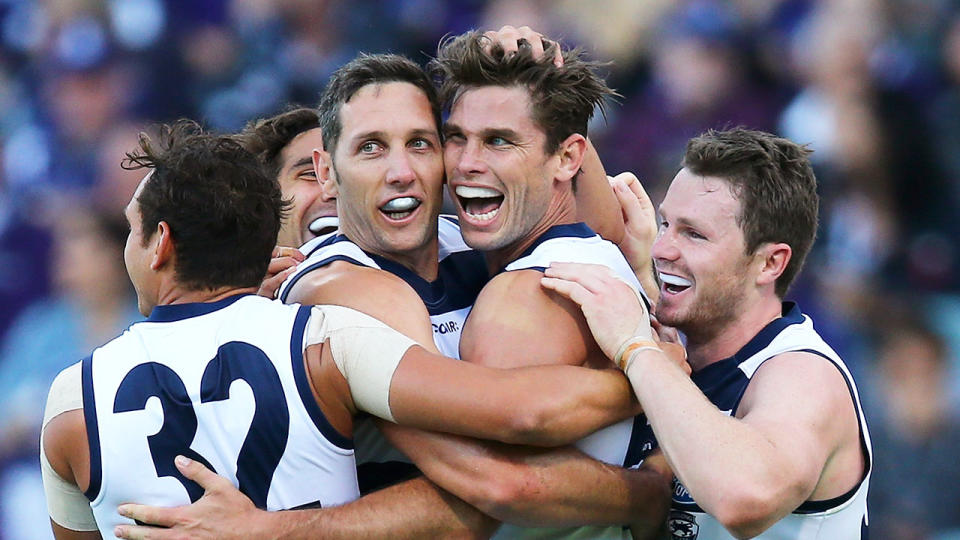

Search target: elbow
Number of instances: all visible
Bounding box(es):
[709,488,782,539]
[459,466,540,522]
[498,403,566,446]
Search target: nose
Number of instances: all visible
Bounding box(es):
[453,138,486,178]
[386,150,416,186]
[651,228,679,263]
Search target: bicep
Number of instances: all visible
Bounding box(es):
[737,352,853,497]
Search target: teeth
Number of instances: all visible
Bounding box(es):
[455,185,501,199]
[659,273,692,287]
[468,207,499,222]
[381,197,420,212]
[308,216,338,234]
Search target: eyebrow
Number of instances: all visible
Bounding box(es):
[442,123,521,140]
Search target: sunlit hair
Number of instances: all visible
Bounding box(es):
[431,30,616,153]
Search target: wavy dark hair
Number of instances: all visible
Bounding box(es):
[123,119,288,290]
[237,107,321,180]
[431,30,617,153]
[682,128,819,298]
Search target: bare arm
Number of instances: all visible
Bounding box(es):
[380,422,670,530]
[115,458,497,540]
[575,139,625,244]
[542,262,866,538]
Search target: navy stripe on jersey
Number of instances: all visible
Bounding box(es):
[791,348,870,514]
[509,222,596,270]
[369,250,487,314]
[279,255,370,303]
[439,214,460,226]
[147,294,252,323]
[304,232,347,259]
[289,305,353,450]
[81,354,102,501]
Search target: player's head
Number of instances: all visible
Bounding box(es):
[238,107,337,248]
[434,31,614,255]
[315,54,444,269]
[652,128,818,337]
[122,120,287,315]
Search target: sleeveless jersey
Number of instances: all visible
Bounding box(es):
[496,223,658,540]
[82,294,359,538]
[668,302,871,540]
[277,216,488,492]
[279,215,487,360]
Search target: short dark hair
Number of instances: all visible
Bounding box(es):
[432,30,616,153]
[318,54,441,156]
[237,107,320,180]
[123,120,288,291]
[682,128,819,297]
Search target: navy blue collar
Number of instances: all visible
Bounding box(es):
[693,302,804,379]
[510,222,596,266]
[147,293,253,323]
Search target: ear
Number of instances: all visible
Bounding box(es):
[754,242,792,287]
[314,148,339,199]
[150,221,175,271]
[554,133,587,184]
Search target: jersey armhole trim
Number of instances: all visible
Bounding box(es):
[80,354,102,501]
[280,256,368,303]
[290,306,354,451]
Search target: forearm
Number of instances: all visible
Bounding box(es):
[624,351,797,523]
[575,139,623,244]
[258,477,497,540]
[390,350,639,445]
[381,422,669,528]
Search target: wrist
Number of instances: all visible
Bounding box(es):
[615,338,661,371]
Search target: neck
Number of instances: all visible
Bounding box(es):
[485,193,576,273]
[684,296,784,371]
[156,285,259,307]
[367,237,440,281]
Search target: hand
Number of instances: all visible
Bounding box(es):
[114,455,265,540]
[482,25,563,66]
[258,246,305,299]
[540,262,653,360]
[651,317,691,376]
[609,173,659,303]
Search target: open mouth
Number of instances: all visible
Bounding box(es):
[659,272,692,295]
[455,185,503,223]
[379,196,421,221]
[308,216,339,237]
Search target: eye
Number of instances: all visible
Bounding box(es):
[298,169,317,181]
[488,136,509,147]
[359,141,382,154]
[410,138,433,150]
[685,229,706,240]
[443,132,465,144]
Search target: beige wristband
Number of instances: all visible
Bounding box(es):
[614,338,662,371]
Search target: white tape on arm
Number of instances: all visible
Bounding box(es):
[40,362,98,531]
[305,306,417,422]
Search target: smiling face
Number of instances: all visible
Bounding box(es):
[275,127,338,248]
[443,85,561,256]
[652,168,758,339]
[326,81,444,270]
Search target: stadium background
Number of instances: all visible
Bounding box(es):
[0,0,958,538]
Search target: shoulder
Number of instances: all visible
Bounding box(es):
[290,262,436,351]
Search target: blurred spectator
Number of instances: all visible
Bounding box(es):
[865,307,960,539]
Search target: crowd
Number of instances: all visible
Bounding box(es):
[2,0,960,538]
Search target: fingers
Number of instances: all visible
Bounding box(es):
[540,276,593,307]
[611,174,655,229]
[114,523,173,540]
[271,246,305,262]
[482,25,561,65]
[542,261,618,286]
[266,256,300,275]
[117,503,179,529]
[175,455,229,491]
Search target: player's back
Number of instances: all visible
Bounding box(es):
[81,294,358,538]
